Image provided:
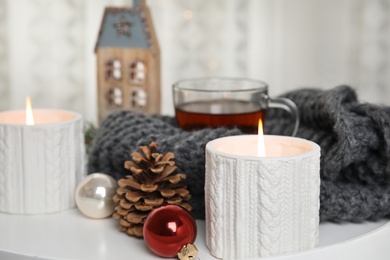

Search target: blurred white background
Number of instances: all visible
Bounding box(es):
[0,0,389,124]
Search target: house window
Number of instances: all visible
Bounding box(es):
[105,58,122,81]
[106,87,122,107]
[129,61,146,84]
[129,88,147,109]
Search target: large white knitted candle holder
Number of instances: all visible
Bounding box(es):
[0,109,85,214]
[205,135,321,259]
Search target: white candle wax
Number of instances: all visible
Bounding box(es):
[0,109,85,214]
[0,109,76,125]
[205,135,321,259]
[214,135,314,158]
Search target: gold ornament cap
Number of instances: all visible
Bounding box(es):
[177,243,199,260]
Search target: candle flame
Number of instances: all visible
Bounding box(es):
[257,119,266,157]
[26,96,35,125]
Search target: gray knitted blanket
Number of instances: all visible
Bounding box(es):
[88,85,390,222]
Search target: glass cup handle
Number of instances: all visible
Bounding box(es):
[265,95,300,136]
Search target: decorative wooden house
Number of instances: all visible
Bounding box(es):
[95,0,160,123]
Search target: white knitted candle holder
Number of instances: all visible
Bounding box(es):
[205,135,321,259]
[0,109,85,214]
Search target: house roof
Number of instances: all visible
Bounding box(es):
[95,1,158,54]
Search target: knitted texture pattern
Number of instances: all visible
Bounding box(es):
[88,85,390,222]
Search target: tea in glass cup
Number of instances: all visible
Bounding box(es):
[173,78,299,135]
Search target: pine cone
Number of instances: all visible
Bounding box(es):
[112,141,192,237]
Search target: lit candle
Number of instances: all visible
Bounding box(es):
[0,98,85,214]
[205,134,321,259]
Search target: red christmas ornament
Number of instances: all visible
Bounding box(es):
[143,205,197,258]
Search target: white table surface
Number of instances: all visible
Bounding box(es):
[0,208,389,260]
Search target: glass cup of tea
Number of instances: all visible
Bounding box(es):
[173,78,299,136]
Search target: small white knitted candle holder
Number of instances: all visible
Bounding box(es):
[205,135,320,259]
[0,109,85,214]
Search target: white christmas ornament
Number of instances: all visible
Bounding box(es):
[75,173,118,219]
